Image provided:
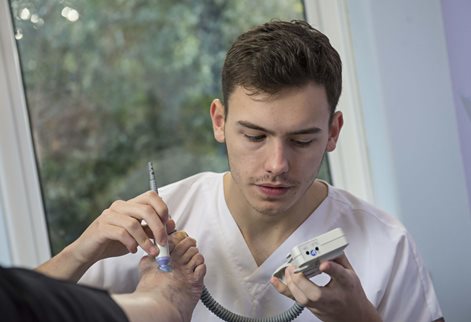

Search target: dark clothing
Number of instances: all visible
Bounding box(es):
[0,266,129,322]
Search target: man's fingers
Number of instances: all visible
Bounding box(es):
[166,219,176,235]
[131,190,170,222]
[143,222,176,247]
[104,212,158,256]
[128,191,170,245]
[101,225,138,253]
[106,197,169,254]
[320,254,353,286]
[142,225,154,239]
[270,275,294,300]
[284,266,314,306]
[125,202,168,246]
[119,213,159,256]
[332,253,352,270]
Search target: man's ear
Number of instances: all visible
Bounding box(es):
[326,111,343,152]
[210,99,226,143]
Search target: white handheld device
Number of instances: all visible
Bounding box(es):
[273,228,348,283]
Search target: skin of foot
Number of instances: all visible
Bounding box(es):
[113,231,206,322]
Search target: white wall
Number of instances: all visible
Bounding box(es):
[441,0,471,221]
[347,0,471,321]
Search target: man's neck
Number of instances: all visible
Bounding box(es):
[223,173,328,266]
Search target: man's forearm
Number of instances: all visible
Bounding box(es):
[36,242,92,282]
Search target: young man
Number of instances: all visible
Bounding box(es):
[42,20,444,321]
[3,232,205,322]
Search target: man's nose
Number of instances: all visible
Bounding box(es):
[264,141,289,176]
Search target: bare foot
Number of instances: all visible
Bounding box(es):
[134,233,206,322]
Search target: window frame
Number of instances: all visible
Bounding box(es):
[305,0,374,203]
[0,0,50,267]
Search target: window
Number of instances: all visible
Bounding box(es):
[9,0,331,255]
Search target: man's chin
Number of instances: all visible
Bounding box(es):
[250,201,291,217]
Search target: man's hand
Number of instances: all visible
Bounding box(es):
[36,190,175,281]
[271,254,382,322]
[72,190,175,263]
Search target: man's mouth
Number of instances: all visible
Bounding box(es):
[256,184,291,197]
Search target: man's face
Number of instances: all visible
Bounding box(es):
[210,83,342,217]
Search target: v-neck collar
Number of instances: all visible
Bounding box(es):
[216,175,334,284]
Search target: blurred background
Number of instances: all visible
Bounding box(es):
[1,0,470,321]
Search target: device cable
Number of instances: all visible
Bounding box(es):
[200,285,304,322]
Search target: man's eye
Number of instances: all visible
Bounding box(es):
[292,139,313,147]
[244,134,265,142]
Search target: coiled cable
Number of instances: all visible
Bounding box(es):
[200,285,304,322]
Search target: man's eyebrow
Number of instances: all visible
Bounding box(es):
[238,121,271,133]
[237,120,322,135]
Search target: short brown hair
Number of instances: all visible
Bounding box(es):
[222,20,342,116]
